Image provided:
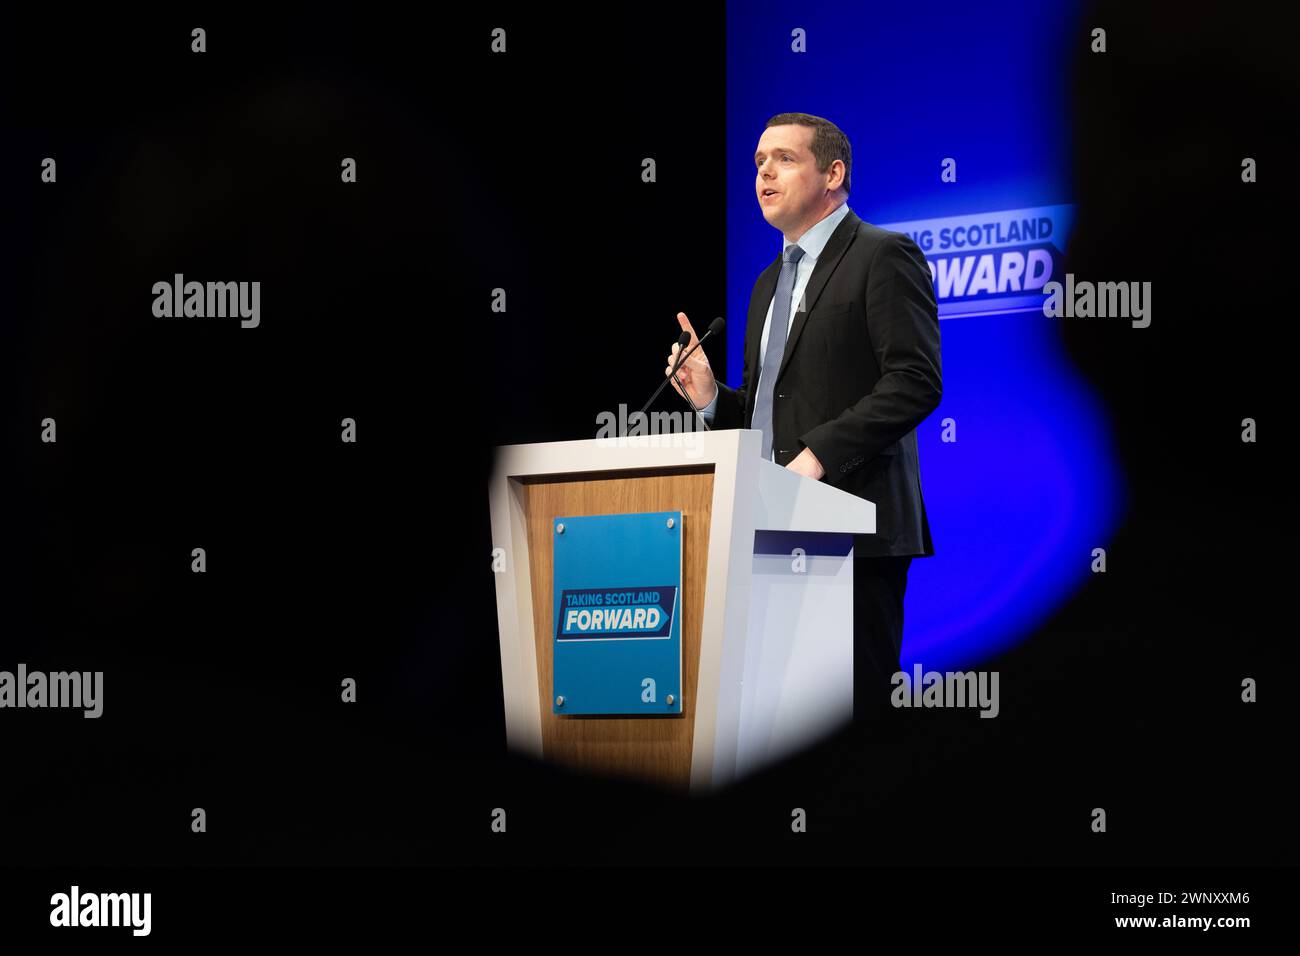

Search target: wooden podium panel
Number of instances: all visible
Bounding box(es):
[521,465,714,791]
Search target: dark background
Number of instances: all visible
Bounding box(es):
[1,0,1292,934]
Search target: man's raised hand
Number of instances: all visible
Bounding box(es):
[664,312,718,408]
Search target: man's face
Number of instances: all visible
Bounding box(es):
[754,124,832,236]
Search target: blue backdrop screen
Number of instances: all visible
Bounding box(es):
[727,0,1122,668]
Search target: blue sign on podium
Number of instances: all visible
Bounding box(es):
[552,511,683,716]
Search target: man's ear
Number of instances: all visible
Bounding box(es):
[828,159,846,191]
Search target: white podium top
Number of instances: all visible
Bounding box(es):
[492,428,874,535]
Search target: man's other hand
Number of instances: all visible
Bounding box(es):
[786,446,825,480]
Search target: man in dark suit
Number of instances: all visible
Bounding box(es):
[665,112,942,723]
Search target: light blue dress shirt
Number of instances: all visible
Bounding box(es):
[698,201,853,461]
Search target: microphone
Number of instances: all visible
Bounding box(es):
[639,317,726,417]
[671,329,692,372]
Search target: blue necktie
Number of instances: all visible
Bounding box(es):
[752,244,805,460]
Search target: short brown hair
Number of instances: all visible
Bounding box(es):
[764,112,852,195]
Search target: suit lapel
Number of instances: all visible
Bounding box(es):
[774,207,860,386]
[744,256,782,423]
[743,207,863,425]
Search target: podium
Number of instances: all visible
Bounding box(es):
[488,428,875,793]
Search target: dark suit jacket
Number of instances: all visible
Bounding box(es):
[712,205,942,558]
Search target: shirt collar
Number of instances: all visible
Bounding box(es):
[783,201,852,263]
